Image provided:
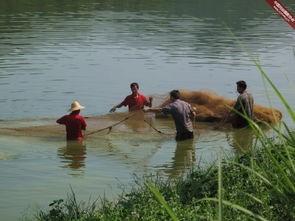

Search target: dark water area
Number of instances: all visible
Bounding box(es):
[0,0,294,220]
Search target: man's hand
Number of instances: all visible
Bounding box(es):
[109,107,116,113]
[144,108,162,113]
[148,96,153,107]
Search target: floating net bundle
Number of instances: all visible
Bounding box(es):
[159,89,282,124]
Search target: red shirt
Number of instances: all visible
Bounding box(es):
[57,113,87,141]
[120,93,148,111]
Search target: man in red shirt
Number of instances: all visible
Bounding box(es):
[57,101,87,141]
[110,82,153,112]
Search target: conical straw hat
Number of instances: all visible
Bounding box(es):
[68,101,85,112]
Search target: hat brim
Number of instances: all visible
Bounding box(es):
[68,106,85,112]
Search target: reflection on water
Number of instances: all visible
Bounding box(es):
[58,141,87,174]
[164,139,196,178]
[226,127,257,153]
[232,128,255,152]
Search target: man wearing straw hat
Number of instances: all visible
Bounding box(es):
[57,101,87,141]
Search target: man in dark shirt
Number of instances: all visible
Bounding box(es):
[57,101,87,141]
[146,90,196,141]
[110,82,153,112]
[231,80,254,128]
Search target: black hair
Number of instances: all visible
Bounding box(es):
[71,110,80,114]
[130,82,139,89]
[170,90,180,99]
[236,80,247,89]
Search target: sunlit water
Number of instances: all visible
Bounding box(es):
[0,0,294,220]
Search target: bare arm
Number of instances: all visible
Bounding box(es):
[146,96,153,108]
[213,107,233,130]
[109,103,124,112]
[189,106,196,120]
[144,108,162,113]
[56,116,66,124]
[81,117,87,130]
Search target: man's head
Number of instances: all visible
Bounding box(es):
[170,90,180,100]
[130,82,139,94]
[236,80,247,94]
[69,100,85,113]
[71,110,80,114]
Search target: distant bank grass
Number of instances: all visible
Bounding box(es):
[33,71,295,220]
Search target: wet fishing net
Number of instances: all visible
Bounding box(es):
[0,90,282,139]
[158,90,282,124]
[0,112,173,139]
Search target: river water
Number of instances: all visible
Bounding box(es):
[0,0,294,220]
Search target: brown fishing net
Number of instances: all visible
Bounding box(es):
[0,90,282,138]
[158,89,282,124]
[0,112,168,138]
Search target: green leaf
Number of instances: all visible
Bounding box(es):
[199,198,268,221]
[146,182,179,221]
